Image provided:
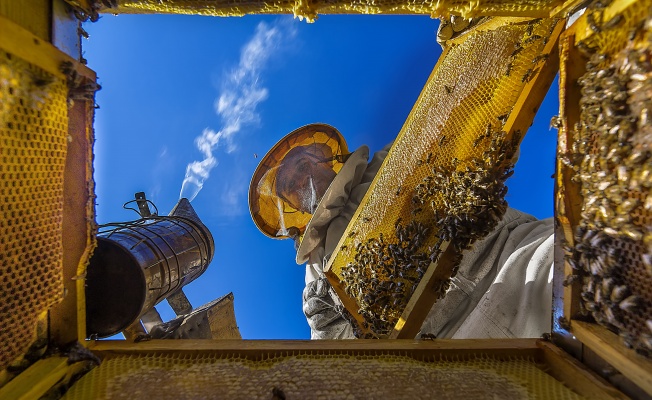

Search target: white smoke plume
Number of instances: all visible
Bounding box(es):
[180,20,294,201]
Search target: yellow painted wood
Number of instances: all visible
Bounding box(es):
[574,0,639,43]
[0,358,69,400]
[390,243,455,339]
[557,22,585,322]
[50,100,97,345]
[572,321,652,396]
[499,17,564,145]
[100,0,555,19]
[0,14,94,79]
[89,338,541,359]
[0,0,50,41]
[537,340,628,400]
[549,0,585,18]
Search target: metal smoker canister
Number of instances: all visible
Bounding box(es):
[85,198,215,338]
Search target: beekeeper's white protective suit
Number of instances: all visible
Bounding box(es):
[296,144,554,340]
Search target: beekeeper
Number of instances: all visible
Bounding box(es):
[249,123,554,340]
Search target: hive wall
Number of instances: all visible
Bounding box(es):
[557,0,652,356]
[554,0,652,394]
[0,44,69,371]
[0,10,97,378]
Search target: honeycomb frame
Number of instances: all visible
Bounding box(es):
[324,16,564,339]
[555,0,652,393]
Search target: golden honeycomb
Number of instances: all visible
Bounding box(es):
[96,0,559,22]
[0,49,68,370]
[62,351,584,399]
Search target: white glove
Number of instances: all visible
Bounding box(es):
[302,278,354,339]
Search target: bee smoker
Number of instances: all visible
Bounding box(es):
[85,194,215,338]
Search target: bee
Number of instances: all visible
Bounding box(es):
[628,21,643,41]
[589,0,612,9]
[622,225,643,241]
[29,71,55,88]
[532,53,549,64]
[59,61,82,88]
[420,333,436,340]
[439,135,447,146]
[444,85,454,94]
[497,113,509,124]
[510,46,524,59]
[437,21,454,42]
[348,230,357,238]
[505,62,514,77]
[640,334,652,353]
[363,217,372,223]
[619,332,636,349]
[557,316,571,331]
[134,334,152,343]
[450,15,470,32]
[610,285,629,304]
[272,387,286,400]
[603,14,623,30]
[576,41,597,58]
[411,207,422,216]
[522,34,542,46]
[587,11,602,34]
[525,18,542,36]
[619,295,641,312]
[642,252,652,275]
[562,274,581,286]
[395,185,402,196]
[521,67,539,83]
[78,26,90,39]
[604,307,624,329]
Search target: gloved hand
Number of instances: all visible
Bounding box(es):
[303,278,353,339]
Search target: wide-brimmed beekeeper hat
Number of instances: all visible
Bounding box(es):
[249,123,349,239]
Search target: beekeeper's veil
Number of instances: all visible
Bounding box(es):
[248,123,349,239]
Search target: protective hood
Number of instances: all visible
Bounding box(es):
[248,123,348,239]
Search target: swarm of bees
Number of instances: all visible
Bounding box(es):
[59,61,102,106]
[412,130,518,252]
[340,129,519,337]
[565,12,652,356]
[341,221,438,337]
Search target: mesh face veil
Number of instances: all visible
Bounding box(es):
[249,124,349,239]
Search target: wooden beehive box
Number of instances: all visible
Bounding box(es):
[0,0,651,399]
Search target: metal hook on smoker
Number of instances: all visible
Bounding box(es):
[123,192,159,217]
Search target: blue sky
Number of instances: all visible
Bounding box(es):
[84,14,558,339]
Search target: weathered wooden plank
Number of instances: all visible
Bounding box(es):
[537,340,628,400]
[572,321,652,396]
